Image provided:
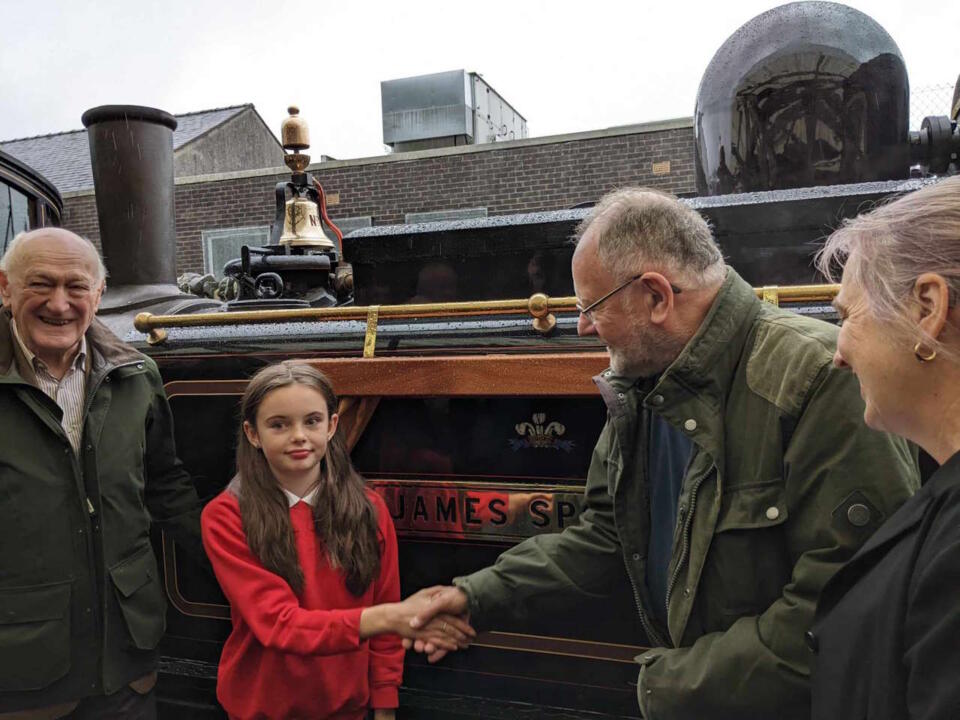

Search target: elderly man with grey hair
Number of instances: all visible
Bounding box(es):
[408,188,919,719]
[0,228,202,719]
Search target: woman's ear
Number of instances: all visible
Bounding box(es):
[243,420,260,449]
[328,413,339,440]
[914,273,951,341]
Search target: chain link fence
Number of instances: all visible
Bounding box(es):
[911,83,957,129]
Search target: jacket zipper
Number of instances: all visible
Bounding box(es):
[624,553,669,648]
[664,464,715,610]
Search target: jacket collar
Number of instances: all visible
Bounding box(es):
[654,268,760,402]
[0,308,145,385]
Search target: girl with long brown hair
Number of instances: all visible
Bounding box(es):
[202,361,472,720]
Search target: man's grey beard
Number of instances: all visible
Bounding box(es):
[607,323,686,378]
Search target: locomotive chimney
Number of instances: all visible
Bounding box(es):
[82,105,184,307]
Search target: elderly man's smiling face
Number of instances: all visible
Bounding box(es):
[0,229,105,372]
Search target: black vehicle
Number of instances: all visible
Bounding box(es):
[63,3,960,719]
[1,147,62,251]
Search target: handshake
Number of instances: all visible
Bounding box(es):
[376,586,475,663]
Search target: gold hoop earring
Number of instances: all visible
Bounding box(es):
[914,342,937,363]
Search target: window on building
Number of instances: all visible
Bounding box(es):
[331,216,372,235]
[1,180,30,254]
[201,225,271,278]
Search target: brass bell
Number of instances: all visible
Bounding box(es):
[279,195,336,248]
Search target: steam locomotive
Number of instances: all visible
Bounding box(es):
[10,2,959,718]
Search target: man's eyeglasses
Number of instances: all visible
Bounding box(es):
[576,273,682,321]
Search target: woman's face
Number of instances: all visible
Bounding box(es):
[833,270,916,434]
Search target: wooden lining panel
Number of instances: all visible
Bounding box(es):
[164,352,610,399]
[306,352,609,396]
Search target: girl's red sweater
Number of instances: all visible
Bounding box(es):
[201,488,403,720]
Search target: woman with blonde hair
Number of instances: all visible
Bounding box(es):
[810,175,960,720]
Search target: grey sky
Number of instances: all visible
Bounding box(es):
[2,0,957,160]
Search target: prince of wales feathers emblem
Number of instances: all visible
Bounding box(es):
[509,413,575,452]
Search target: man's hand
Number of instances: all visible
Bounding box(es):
[372,709,395,720]
[402,586,472,663]
[359,586,474,652]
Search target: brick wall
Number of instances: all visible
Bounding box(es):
[61,194,100,248]
[62,121,696,275]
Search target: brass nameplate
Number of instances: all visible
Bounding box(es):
[652,160,671,175]
[369,480,584,542]
[326,191,340,206]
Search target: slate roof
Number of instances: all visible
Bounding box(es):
[0,105,251,193]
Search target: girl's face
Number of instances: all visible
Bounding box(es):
[243,384,339,490]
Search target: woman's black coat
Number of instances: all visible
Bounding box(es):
[810,451,960,719]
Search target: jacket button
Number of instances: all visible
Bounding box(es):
[847,503,871,527]
[632,553,641,561]
[650,394,664,406]
[683,418,697,432]
[805,630,819,653]
[765,506,780,521]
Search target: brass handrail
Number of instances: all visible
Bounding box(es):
[135,284,839,346]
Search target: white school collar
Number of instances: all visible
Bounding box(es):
[282,486,319,507]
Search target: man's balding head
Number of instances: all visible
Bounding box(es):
[573,188,725,289]
[1,228,106,284]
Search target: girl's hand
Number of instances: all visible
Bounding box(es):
[373,709,395,720]
[393,592,474,651]
[359,588,475,650]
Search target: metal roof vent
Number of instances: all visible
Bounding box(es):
[381,70,527,152]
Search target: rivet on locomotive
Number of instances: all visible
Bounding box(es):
[73,3,957,719]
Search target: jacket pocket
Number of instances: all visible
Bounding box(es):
[715,480,789,532]
[0,580,72,691]
[702,481,791,624]
[109,543,166,650]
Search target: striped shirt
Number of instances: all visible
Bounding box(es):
[10,320,87,454]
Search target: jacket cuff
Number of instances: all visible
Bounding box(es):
[636,651,662,719]
[369,683,399,708]
[451,576,483,626]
